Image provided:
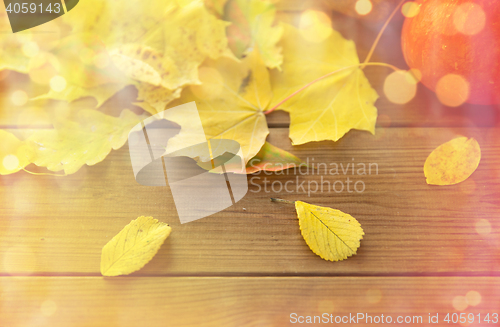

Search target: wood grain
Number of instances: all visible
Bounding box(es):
[1,277,498,327]
[1,127,498,276]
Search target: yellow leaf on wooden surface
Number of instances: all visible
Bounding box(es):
[26,109,145,174]
[101,216,172,276]
[270,24,378,145]
[0,130,32,175]
[424,137,481,186]
[295,201,364,262]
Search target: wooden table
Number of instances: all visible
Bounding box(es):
[1,2,500,326]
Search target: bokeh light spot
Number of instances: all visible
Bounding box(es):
[50,75,67,92]
[402,2,420,18]
[299,10,332,43]
[40,300,58,317]
[366,289,382,304]
[3,155,19,171]
[355,0,372,16]
[22,41,39,58]
[11,90,28,106]
[383,70,418,104]
[190,67,224,100]
[436,74,469,107]
[466,290,481,306]
[475,219,491,235]
[453,3,486,36]
[452,295,468,311]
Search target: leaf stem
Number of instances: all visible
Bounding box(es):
[22,168,67,177]
[270,198,295,204]
[263,62,399,115]
[362,0,406,66]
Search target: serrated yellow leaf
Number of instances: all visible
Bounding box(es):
[101,216,172,276]
[0,130,32,175]
[295,201,364,262]
[424,136,481,185]
[270,24,378,145]
[26,109,145,174]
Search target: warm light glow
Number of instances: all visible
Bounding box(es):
[366,289,382,304]
[40,300,58,317]
[355,0,373,16]
[93,52,110,69]
[29,63,57,85]
[452,295,468,311]
[466,290,481,306]
[453,3,486,36]
[475,219,491,235]
[408,68,422,82]
[22,41,39,58]
[3,155,19,171]
[317,300,334,313]
[402,1,420,18]
[50,75,67,92]
[383,70,418,104]
[436,74,469,107]
[190,67,224,100]
[299,10,332,43]
[11,90,28,106]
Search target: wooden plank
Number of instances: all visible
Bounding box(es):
[0,127,498,276]
[1,277,499,327]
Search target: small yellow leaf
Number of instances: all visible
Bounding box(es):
[295,201,364,262]
[424,136,481,185]
[0,130,32,175]
[101,216,172,277]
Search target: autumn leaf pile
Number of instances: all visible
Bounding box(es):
[0,0,379,175]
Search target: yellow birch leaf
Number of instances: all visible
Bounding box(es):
[101,216,172,276]
[270,24,378,145]
[424,137,481,185]
[0,130,32,175]
[26,109,145,174]
[295,201,364,261]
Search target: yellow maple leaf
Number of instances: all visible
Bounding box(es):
[32,83,126,108]
[63,0,230,113]
[165,51,270,164]
[0,130,32,175]
[270,24,378,145]
[424,136,481,185]
[26,109,145,174]
[101,216,172,276]
[225,0,283,69]
[295,201,364,261]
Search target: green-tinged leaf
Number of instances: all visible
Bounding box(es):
[245,142,305,173]
[26,109,145,174]
[225,0,283,69]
